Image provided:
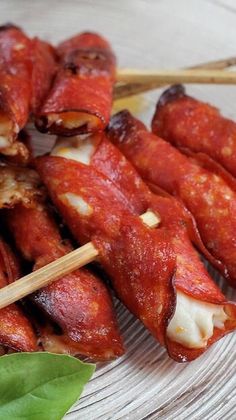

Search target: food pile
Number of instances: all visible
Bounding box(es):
[0,24,235,363]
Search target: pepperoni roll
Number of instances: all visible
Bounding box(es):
[107,110,236,289]
[35,154,180,358]
[35,32,116,136]
[0,24,32,160]
[0,239,37,352]
[0,24,56,162]
[3,166,123,360]
[152,85,236,178]
[48,132,236,361]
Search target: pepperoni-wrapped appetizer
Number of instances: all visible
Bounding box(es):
[0,238,37,353]
[35,154,184,359]
[0,24,32,161]
[107,110,236,289]
[0,24,56,162]
[35,32,116,135]
[3,165,123,360]
[48,133,236,361]
[152,85,236,179]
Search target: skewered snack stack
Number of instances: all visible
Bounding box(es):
[1,165,124,360]
[35,131,236,361]
[35,32,116,135]
[35,153,179,358]
[0,23,235,364]
[152,85,236,178]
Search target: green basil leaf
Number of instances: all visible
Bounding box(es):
[0,352,95,420]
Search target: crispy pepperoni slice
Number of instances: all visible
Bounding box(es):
[152,84,236,179]
[35,32,115,136]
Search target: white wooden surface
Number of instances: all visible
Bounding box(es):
[1,1,236,419]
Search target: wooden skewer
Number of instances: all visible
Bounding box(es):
[116,68,236,85]
[190,56,236,70]
[0,210,160,310]
[114,55,236,98]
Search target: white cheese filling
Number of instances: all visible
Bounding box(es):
[51,135,95,164]
[167,291,228,348]
[61,192,93,216]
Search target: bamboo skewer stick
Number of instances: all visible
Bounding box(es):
[0,210,160,309]
[191,56,236,70]
[114,55,236,99]
[116,68,236,86]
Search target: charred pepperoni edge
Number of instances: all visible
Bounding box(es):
[0,238,38,352]
[5,194,124,360]
[155,84,186,111]
[35,32,116,135]
[35,155,178,352]
[0,23,20,31]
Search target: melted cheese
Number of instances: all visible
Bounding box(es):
[167,291,227,348]
[48,112,98,130]
[60,192,93,216]
[51,136,95,164]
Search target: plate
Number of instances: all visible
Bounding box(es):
[2,1,236,418]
